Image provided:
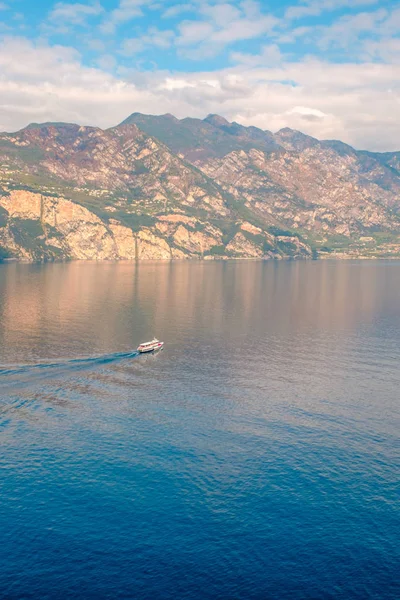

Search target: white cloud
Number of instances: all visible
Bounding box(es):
[363,37,400,61]
[143,27,175,48]
[230,44,282,66]
[211,16,278,45]
[288,105,327,118]
[285,0,379,20]
[86,38,106,52]
[0,37,399,151]
[120,38,145,55]
[121,27,174,55]
[0,2,9,10]
[277,25,313,43]
[200,3,242,26]
[277,5,398,58]
[48,1,104,25]
[96,54,117,70]
[176,21,214,46]
[161,77,195,90]
[100,0,153,34]
[316,8,388,50]
[379,6,400,36]
[175,1,279,58]
[162,3,195,19]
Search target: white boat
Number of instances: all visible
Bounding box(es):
[137,338,164,353]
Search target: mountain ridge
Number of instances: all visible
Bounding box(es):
[6,114,400,154]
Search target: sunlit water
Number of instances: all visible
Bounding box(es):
[0,261,399,599]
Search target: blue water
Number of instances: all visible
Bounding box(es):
[0,261,399,599]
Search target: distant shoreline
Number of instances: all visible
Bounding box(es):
[2,256,400,265]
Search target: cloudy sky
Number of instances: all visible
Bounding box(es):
[0,0,399,150]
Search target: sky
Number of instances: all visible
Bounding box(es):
[0,0,399,150]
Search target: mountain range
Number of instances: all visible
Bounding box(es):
[1,112,399,261]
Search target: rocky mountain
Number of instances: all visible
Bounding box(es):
[121,113,281,161]
[0,114,399,261]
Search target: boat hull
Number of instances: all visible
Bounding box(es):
[138,342,164,353]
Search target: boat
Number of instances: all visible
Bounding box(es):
[137,338,164,353]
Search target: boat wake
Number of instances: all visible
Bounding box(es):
[0,350,139,378]
[0,350,141,426]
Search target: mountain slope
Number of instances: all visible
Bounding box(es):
[0,121,308,261]
[1,114,400,261]
[122,113,400,256]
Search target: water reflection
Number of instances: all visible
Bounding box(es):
[1,261,400,365]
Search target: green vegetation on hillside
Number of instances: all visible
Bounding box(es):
[8,218,59,260]
[0,206,9,228]
[0,246,13,260]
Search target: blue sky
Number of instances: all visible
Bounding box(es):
[0,0,399,149]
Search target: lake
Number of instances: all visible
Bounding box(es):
[0,260,399,599]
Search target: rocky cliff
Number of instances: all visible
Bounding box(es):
[1,114,399,261]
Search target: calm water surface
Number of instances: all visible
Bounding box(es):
[0,261,399,599]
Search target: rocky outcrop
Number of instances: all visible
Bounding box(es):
[0,190,279,261]
[108,221,137,259]
[136,229,172,260]
[0,191,178,260]
[226,232,264,258]
[0,190,115,260]
[172,225,221,255]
